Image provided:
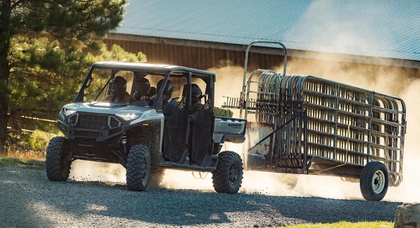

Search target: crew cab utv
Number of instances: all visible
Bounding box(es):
[46,62,247,193]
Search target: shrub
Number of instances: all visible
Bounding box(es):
[214,107,233,117]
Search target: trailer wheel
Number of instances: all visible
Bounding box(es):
[360,162,388,201]
[126,144,151,191]
[46,136,72,181]
[212,151,243,194]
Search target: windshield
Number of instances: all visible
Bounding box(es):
[87,69,135,102]
[79,67,188,106]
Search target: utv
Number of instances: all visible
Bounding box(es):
[46,62,247,193]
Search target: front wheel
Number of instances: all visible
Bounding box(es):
[126,144,151,191]
[46,136,72,181]
[212,151,243,194]
[360,162,389,201]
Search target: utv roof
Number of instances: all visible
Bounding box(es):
[91,61,216,79]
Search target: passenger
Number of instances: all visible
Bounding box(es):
[190,84,204,113]
[149,79,179,116]
[148,86,157,97]
[188,84,211,165]
[132,77,151,106]
[102,76,132,104]
[132,77,151,101]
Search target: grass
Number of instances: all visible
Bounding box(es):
[284,221,393,228]
[0,148,45,170]
[0,155,45,170]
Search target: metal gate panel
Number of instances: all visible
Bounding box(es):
[274,75,406,185]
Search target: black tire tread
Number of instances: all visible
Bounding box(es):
[360,161,388,201]
[46,136,71,181]
[212,151,243,194]
[126,144,151,191]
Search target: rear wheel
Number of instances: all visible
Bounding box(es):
[126,144,151,191]
[46,136,72,181]
[360,162,388,201]
[212,151,243,194]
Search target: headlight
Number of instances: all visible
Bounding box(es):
[63,108,76,116]
[116,113,142,121]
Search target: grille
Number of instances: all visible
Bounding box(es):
[68,114,78,126]
[78,114,108,129]
[108,116,122,128]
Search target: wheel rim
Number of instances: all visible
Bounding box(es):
[372,170,386,194]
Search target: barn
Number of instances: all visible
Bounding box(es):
[104,0,420,97]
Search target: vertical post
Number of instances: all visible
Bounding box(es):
[240,40,288,118]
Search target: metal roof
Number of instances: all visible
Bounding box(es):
[112,0,420,62]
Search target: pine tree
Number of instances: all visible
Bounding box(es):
[0,0,128,154]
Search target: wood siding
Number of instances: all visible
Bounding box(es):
[104,39,284,70]
[103,38,420,83]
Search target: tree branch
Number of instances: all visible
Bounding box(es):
[10,0,24,10]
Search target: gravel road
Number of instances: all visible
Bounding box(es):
[0,165,401,227]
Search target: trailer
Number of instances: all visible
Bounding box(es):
[223,41,407,201]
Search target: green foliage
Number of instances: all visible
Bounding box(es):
[89,44,148,63]
[9,35,89,116]
[10,0,127,45]
[8,36,147,132]
[0,0,151,158]
[1,0,148,139]
[22,130,54,151]
[8,129,55,153]
[214,107,233,117]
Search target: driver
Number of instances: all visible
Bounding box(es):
[102,76,132,104]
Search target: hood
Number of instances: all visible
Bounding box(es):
[62,101,155,115]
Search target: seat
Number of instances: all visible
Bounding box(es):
[190,107,213,165]
[162,107,188,162]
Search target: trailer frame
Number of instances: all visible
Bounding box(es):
[223,40,407,201]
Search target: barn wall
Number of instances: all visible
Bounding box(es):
[104,39,284,70]
[103,38,420,87]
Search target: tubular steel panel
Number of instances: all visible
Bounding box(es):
[222,41,407,188]
[236,74,406,186]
